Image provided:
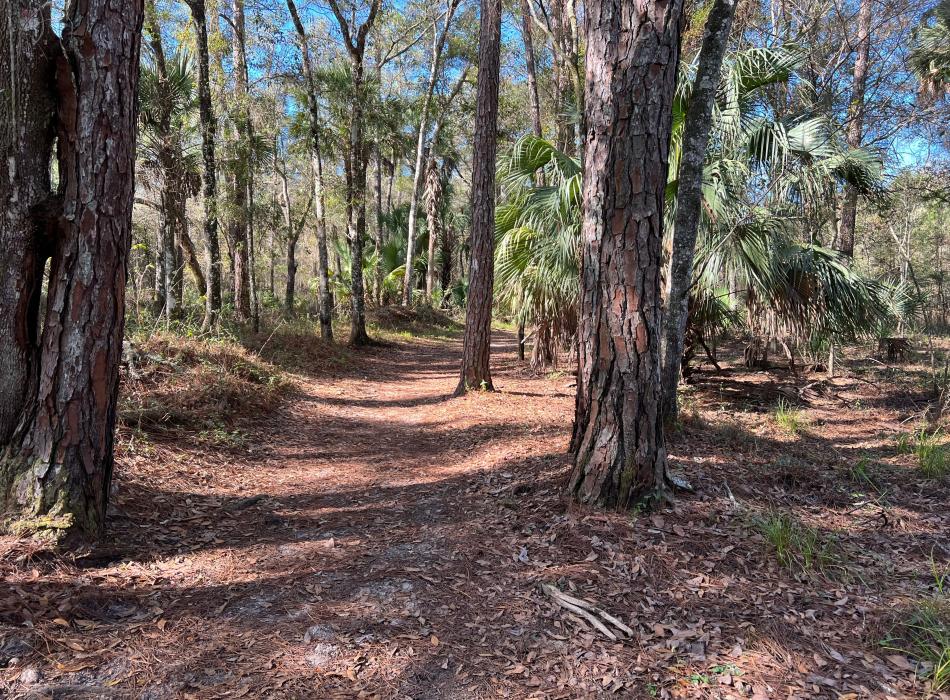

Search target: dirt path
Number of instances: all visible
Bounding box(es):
[1,332,946,698]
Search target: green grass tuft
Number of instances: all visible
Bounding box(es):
[915,429,948,478]
[847,456,875,486]
[773,398,804,435]
[884,599,950,691]
[753,510,842,575]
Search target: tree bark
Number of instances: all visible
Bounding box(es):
[569,0,684,508]
[0,0,144,542]
[186,0,223,329]
[422,68,469,298]
[424,157,444,297]
[228,0,252,321]
[520,0,544,140]
[455,0,502,395]
[277,158,301,316]
[287,0,333,340]
[177,199,206,293]
[326,0,381,345]
[837,0,872,259]
[440,224,454,294]
[660,0,737,423]
[403,3,459,306]
[144,2,182,321]
[374,146,385,303]
[0,2,56,445]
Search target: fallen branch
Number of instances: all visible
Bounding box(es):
[541,584,633,641]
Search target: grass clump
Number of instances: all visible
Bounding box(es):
[848,456,875,486]
[884,599,950,691]
[773,398,804,435]
[915,429,948,478]
[896,428,948,478]
[753,509,842,575]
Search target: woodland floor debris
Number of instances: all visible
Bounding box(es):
[1,331,948,698]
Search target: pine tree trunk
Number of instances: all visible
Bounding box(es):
[837,0,872,259]
[660,0,737,423]
[187,0,223,328]
[455,0,501,395]
[1,0,144,542]
[0,3,56,445]
[570,0,684,508]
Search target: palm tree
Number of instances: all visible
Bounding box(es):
[495,136,581,370]
[496,46,892,382]
[138,49,204,317]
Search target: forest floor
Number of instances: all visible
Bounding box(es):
[1,315,948,699]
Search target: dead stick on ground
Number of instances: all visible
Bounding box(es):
[541,584,632,640]
[545,586,635,636]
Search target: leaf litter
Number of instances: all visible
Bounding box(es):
[0,334,947,698]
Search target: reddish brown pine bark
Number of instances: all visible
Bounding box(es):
[569,0,685,508]
[456,0,502,395]
[0,0,144,543]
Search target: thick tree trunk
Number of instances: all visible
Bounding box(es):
[455,0,502,395]
[837,0,872,259]
[187,0,223,328]
[660,0,737,423]
[288,0,334,340]
[569,0,684,508]
[0,3,55,445]
[0,0,143,542]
